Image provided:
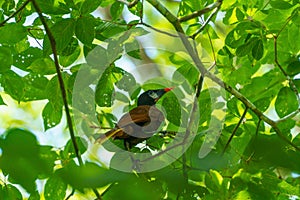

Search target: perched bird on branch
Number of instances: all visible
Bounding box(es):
[95,88,173,149]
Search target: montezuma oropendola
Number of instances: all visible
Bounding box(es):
[96,88,173,149]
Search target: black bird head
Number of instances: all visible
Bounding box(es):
[137,88,173,106]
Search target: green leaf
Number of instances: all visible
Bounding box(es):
[22,73,49,101]
[75,15,95,46]
[236,37,258,57]
[0,23,27,44]
[115,69,136,91]
[270,0,293,9]
[125,40,141,59]
[275,87,298,118]
[43,18,75,55]
[59,161,127,190]
[35,0,70,14]
[95,20,127,41]
[84,44,109,68]
[44,174,67,200]
[0,46,12,72]
[205,169,223,191]
[28,191,40,200]
[1,70,24,102]
[1,0,15,15]
[13,47,43,71]
[45,75,64,104]
[287,60,300,76]
[59,44,81,67]
[28,57,56,75]
[172,58,199,86]
[1,184,22,200]
[60,37,79,56]
[104,175,163,200]
[128,1,143,17]
[252,39,264,60]
[42,102,63,131]
[95,66,123,107]
[110,1,124,20]
[0,129,51,193]
[162,92,181,126]
[62,137,88,159]
[79,0,102,14]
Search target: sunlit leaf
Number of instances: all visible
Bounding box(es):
[275,87,298,118]
[0,23,27,44]
[44,174,67,200]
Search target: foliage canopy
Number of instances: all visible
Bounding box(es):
[0,0,300,199]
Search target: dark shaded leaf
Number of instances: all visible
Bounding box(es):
[0,46,12,72]
[1,184,22,200]
[0,129,54,193]
[287,60,300,76]
[0,95,6,105]
[252,39,264,60]
[75,15,95,46]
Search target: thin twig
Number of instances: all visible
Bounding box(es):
[178,0,222,23]
[223,107,248,154]
[141,22,179,37]
[191,5,221,39]
[276,109,300,123]
[0,0,30,27]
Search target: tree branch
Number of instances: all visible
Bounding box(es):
[147,0,300,154]
[31,0,102,198]
[30,0,83,165]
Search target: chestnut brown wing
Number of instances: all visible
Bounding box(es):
[117,105,152,128]
[96,105,165,144]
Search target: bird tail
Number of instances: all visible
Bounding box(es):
[95,128,120,145]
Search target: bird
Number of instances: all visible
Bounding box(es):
[95,88,173,149]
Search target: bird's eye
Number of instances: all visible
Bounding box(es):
[148,91,159,99]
